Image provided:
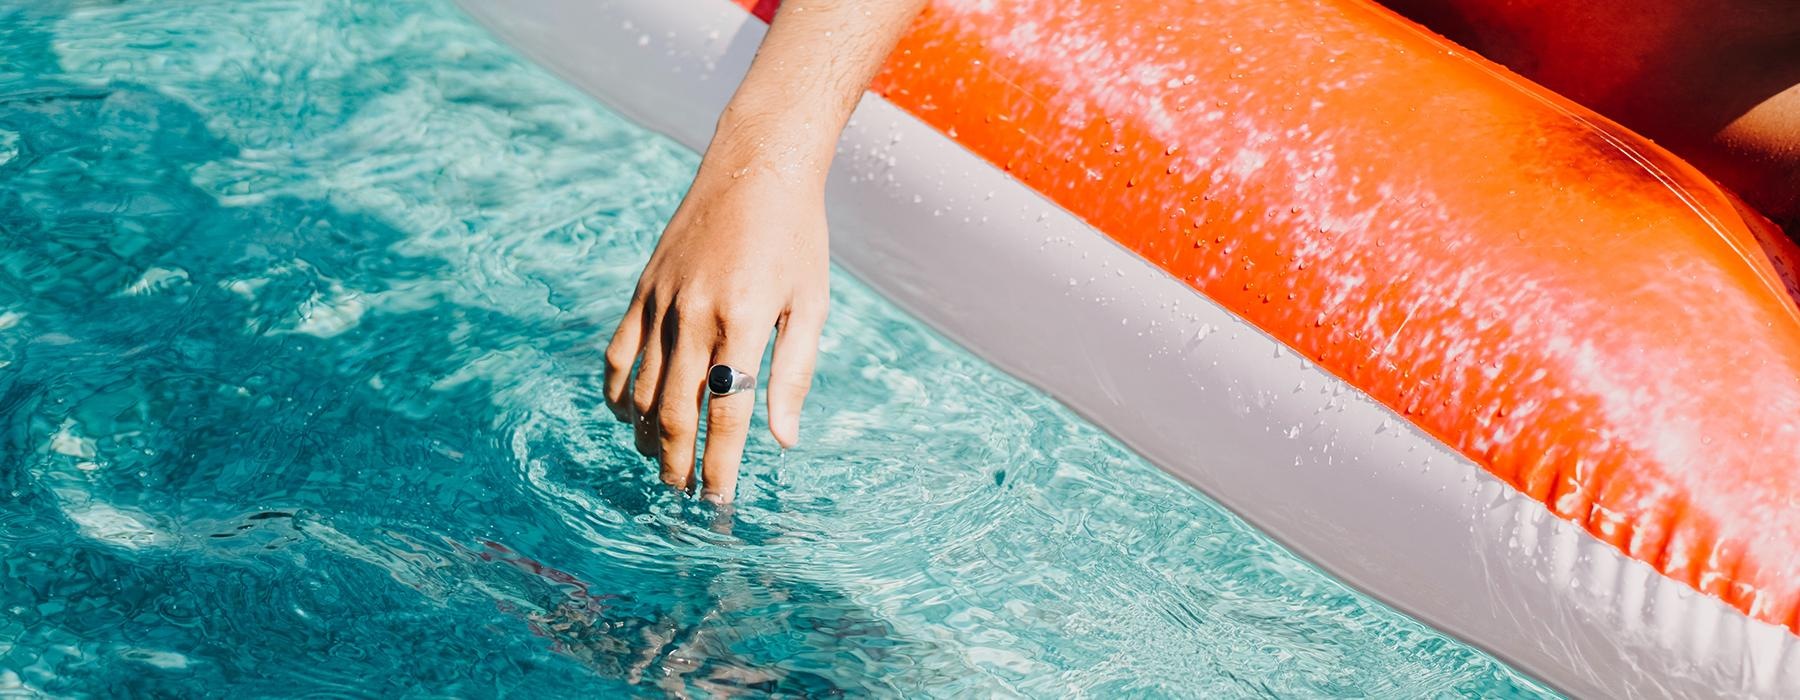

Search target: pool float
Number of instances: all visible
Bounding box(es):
[454,0,1800,696]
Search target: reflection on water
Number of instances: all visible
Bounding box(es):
[0,0,1554,696]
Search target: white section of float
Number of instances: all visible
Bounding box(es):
[453,0,1800,696]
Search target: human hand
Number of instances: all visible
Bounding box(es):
[601,0,923,502]
[603,165,828,503]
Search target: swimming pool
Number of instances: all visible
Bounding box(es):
[0,0,1557,695]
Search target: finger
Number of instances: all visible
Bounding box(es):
[629,304,669,457]
[766,306,824,449]
[700,322,775,504]
[655,309,710,490]
[603,290,651,421]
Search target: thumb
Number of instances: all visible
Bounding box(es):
[766,307,824,448]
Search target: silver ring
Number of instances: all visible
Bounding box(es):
[707,364,755,397]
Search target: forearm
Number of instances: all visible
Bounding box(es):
[699,0,927,191]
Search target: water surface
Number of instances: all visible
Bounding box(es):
[0,1,1554,696]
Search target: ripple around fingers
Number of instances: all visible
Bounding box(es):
[0,0,1552,697]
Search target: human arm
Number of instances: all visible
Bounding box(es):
[602,0,928,502]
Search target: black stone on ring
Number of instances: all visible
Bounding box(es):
[708,364,754,396]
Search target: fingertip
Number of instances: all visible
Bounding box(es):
[771,415,799,449]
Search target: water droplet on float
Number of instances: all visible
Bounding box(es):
[1229,44,1244,54]
[1165,144,1180,156]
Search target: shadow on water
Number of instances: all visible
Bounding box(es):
[0,9,938,696]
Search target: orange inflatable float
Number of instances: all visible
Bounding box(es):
[461,0,1800,695]
[743,0,1800,631]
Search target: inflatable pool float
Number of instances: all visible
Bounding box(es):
[453,0,1800,696]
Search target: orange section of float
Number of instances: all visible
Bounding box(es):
[734,0,1800,631]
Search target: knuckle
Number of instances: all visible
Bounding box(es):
[603,344,634,373]
[772,374,814,396]
[794,292,830,318]
[773,385,812,405]
[714,308,762,336]
[671,295,711,321]
[657,405,696,436]
[708,396,752,424]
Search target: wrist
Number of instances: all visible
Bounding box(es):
[700,103,842,191]
[687,146,829,212]
[694,144,831,197]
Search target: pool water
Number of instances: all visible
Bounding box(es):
[0,0,1557,696]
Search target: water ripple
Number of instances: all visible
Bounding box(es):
[0,0,1553,697]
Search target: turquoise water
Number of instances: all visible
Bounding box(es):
[0,0,1557,696]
